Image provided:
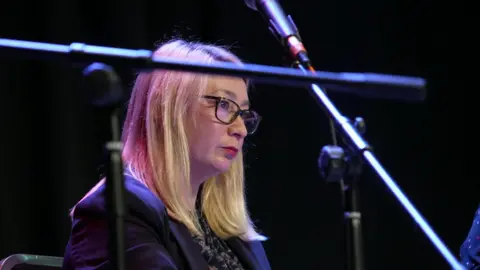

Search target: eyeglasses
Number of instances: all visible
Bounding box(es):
[202,95,261,135]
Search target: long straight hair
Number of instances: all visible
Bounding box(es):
[73,39,265,241]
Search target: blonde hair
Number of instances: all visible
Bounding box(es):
[73,39,265,242]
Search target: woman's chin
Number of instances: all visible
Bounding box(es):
[211,156,234,173]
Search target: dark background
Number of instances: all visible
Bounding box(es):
[0,0,468,269]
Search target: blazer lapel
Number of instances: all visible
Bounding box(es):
[226,238,262,270]
[168,220,209,270]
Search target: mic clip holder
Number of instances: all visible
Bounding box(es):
[319,116,367,183]
[265,13,311,67]
[268,14,302,47]
[318,116,367,270]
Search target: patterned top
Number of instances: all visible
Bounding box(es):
[191,212,245,270]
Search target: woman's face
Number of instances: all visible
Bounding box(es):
[188,76,251,182]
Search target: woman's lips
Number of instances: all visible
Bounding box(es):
[222,147,239,156]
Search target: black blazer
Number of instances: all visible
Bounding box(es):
[63,174,271,270]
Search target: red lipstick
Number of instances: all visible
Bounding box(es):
[222,147,239,156]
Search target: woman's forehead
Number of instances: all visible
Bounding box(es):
[207,76,248,96]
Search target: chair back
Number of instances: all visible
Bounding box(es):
[0,254,62,270]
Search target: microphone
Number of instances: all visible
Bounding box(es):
[244,0,312,68]
[82,62,124,108]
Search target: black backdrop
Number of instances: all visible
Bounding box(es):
[0,0,468,269]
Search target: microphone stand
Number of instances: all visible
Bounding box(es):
[302,59,367,270]
[0,39,427,101]
[104,107,126,270]
[255,9,466,270]
[316,116,368,270]
[82,63,126,270]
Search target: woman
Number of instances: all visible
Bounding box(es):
[63,39,271,270]
[460,206,480,269]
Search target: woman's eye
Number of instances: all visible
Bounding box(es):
[218,100,230,110]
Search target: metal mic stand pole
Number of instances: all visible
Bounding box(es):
[83,63,126,270]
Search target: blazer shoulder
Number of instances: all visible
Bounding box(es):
[248,240,271,269]
[73,174,167,226]
[65,175,182,270]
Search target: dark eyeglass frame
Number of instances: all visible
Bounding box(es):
[201,95,262,134]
